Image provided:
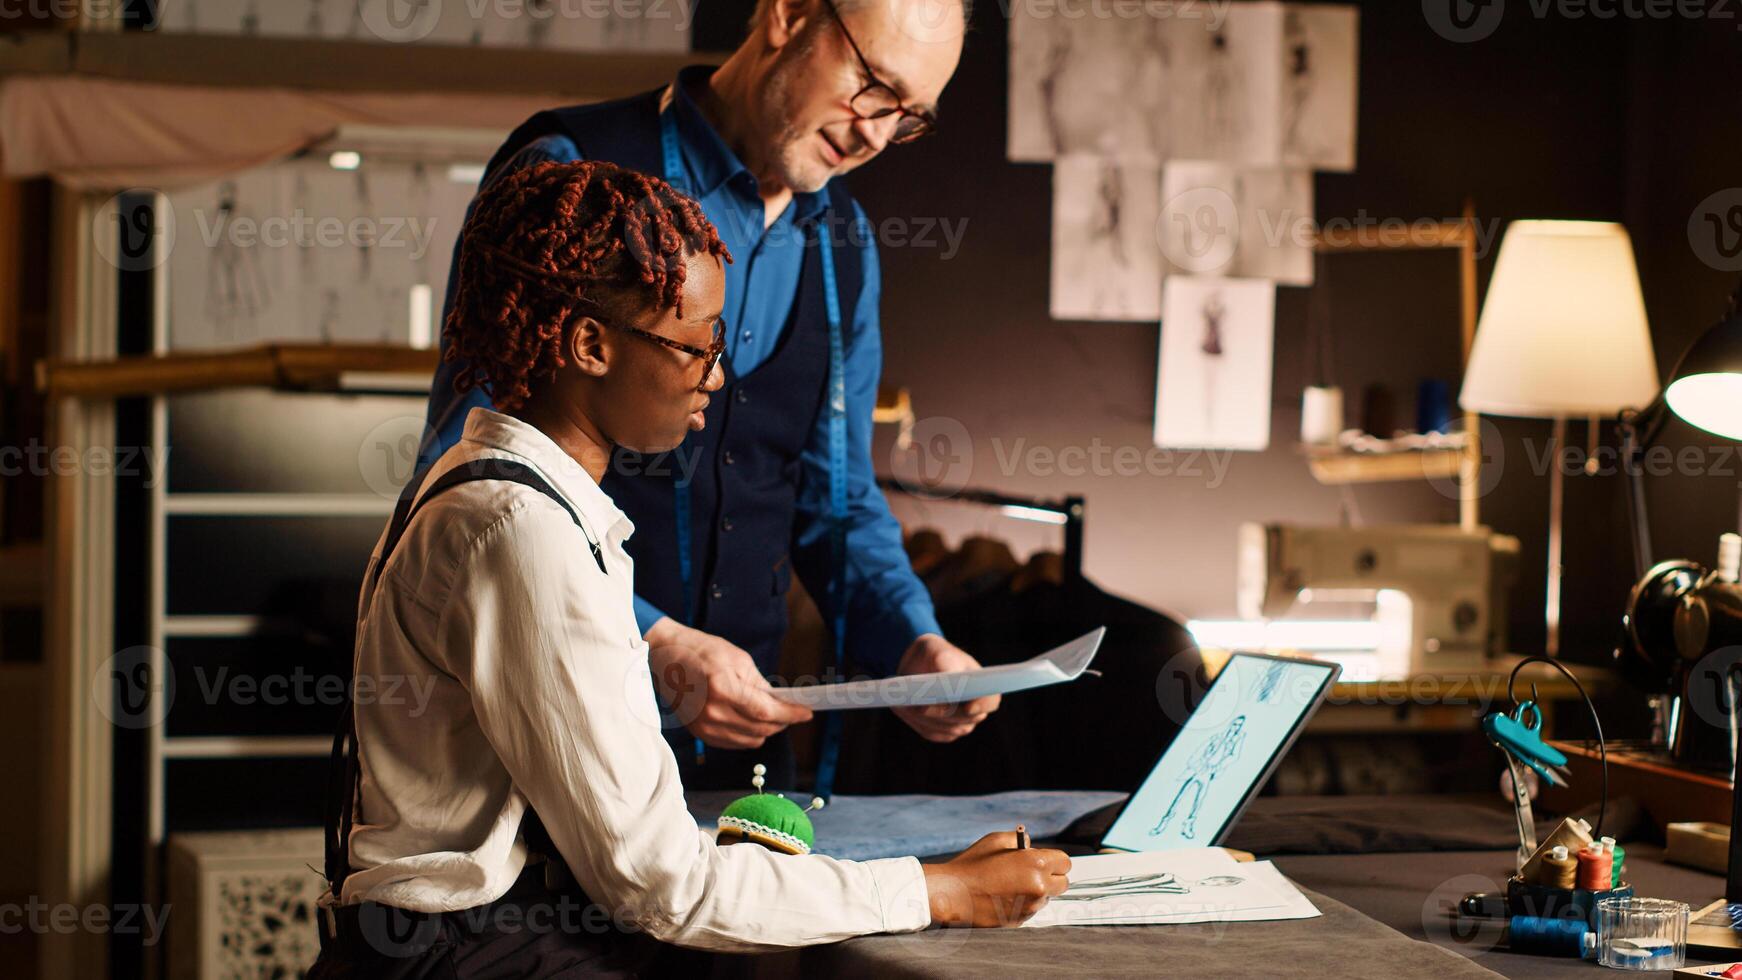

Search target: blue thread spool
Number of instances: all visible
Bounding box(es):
[1508,915,1595,958]
[1506,874,1634,927]
[1416,379,1451,434]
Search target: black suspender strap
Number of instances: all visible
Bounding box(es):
[323,456,604,897]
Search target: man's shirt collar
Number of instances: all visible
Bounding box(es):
[669,65,829,223]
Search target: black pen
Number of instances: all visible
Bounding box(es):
[1016,824,1029,850]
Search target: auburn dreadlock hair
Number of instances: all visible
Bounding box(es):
[445,160,732,412]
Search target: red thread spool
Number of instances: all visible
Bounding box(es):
[1575,846,1611,891]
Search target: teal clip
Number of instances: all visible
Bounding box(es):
[1483,701,1571,788]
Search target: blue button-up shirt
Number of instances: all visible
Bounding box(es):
[419,67,941,676]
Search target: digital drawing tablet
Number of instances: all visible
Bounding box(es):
[1100,653,1340,852]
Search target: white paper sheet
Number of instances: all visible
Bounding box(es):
[1050,156,1163,322]
[1024,849,1320,928]
[768,628,1104,711]
[1008,2,1358,172]
[1153,276,1276,452]
[1158,162,1315,286]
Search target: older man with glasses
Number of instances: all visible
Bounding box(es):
[418,0,994,796]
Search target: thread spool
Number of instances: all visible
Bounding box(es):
[1576,846,1612,891]
[1539,844,1577,889]
[1601,837,1626,889]
[1301,385,1345,446]
[1520,817,1593,882]
[1508,915,1595,958]
[1416,379,1451,434]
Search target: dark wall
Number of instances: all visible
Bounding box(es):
[700,2,1740,662]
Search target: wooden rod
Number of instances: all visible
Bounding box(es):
[36,343,438,400]
[1312,220,1470,253]
[1460,198,1482,530]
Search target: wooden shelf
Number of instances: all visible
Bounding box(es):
[36,343,438,400]
[1303,200,1482,528]
[0,30,724,98]
[1305,447,1466,485]
[1312,220,1473,253]
[1544,740,1732,833]
[1200,649,1612,733]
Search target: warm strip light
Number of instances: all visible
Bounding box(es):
[448,162,487,185]
[999,504,1069,525]
[1185,619,1381,651]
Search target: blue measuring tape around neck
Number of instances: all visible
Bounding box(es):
[658,99,850,799]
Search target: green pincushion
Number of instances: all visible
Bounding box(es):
[715,764,824,855]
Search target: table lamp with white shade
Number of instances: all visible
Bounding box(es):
[1459,220,1660,656]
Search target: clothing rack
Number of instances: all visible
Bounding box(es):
[876,477,1085,581]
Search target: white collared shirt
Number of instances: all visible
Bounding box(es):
[338,407,931,951]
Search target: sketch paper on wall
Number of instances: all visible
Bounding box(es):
[1051,156,1163,322]
[165,158,474,351]
[1159,161,1314,285]
[1009,2,1357,171]
[1154,276,1275,451]
[1008,2,1178,163]
[1278,3,1359,172]
[155,0,688,51]
[166,168,296,351]
[1165,2,1280,166]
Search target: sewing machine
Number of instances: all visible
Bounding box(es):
[1237,523,1520,676]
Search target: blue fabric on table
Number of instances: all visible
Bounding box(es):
[687,790,1128,861]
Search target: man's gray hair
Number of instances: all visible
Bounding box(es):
[745,0,974,37]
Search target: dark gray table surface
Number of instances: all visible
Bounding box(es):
[785,846,1729,979]
[1274,845,1731,979]
[775,788,1739,980]
[797,879,1507,979]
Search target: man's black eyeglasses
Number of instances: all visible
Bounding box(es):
[610,317,727,392]
[819,0,937,144]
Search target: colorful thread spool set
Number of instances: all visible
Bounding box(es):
[1498,820,1635,959]
[1524,835,1624,890]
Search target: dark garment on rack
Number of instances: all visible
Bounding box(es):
[834,572,1204,795]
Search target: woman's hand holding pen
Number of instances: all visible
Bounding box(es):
[921,831,1071,928]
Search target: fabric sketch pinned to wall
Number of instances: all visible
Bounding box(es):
[1154,276,1275,451]
[166,169,297,351]
[1008,3,1177,163]
[1278,3,1359,172]
[166,157,475,351]
[1164,2,1280,166]
[1051,156,1163,322]
[1159,161,1314,285]
[155,0,688,52]
[1010,2,1357,171]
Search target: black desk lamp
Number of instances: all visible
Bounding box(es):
[1618,284,1742,578]
[1616,284,1742,769]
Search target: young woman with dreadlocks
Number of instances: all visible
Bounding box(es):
[308,160,1069,978]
